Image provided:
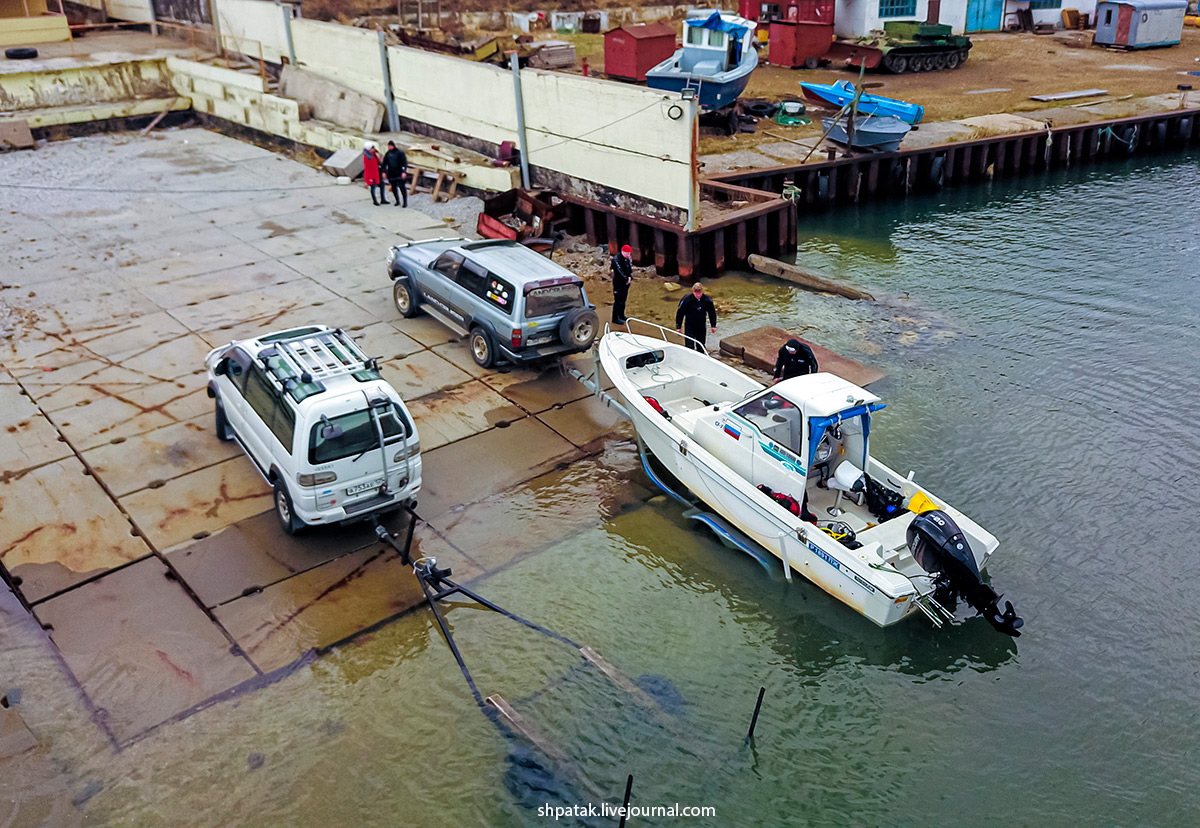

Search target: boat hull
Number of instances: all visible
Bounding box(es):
[821,115,911,152]
[645,46,758,111]
[600,332,922,628]
[800,80,924,124]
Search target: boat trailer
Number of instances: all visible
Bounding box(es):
[373,510,680,796]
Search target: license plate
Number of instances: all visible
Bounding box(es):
[346,477,383,496]
[529,334,554,346]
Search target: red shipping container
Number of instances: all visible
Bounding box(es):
[603,23,677,83]
[767,20,835,69]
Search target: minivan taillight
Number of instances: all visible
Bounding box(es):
[393,441,420,462]
[298,471,338,486]
[511,328,522,348]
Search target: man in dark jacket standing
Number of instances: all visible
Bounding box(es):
[381,141,408,208]
[675,282,717,352]
[611,244,633,325]
[774,338,819,382]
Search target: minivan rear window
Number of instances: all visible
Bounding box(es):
[525,283,584,318]
[309,404,414,465]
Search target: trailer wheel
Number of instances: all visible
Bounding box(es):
[803,56,820,71]
[945,50,962,70]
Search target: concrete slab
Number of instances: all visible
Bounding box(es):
[5,311,194,370]
[345,321,425,361]
[535,394,629,451]
[0,384,72,475]
[308,260,390,297]
[166,280,342,333]
[112,243,267,287]
[193,297,383,349]
[0,708,37,759]
[430,341,489,379]
[378,350,473,401]
[718,326,886,388]
[48,380,211,451]
[432,445,647,574]
[165,508,412,609]
[406,381,526,451]
[390,314,461,348]
[135,260,305,310]
[212,526,473,673]
[33,557,258,744]
[120,457,273,552]
[482,363,593,414]
[82,415,240,497]
[276,237,392,279]
[0,456,149,604]
[417,416,580,520]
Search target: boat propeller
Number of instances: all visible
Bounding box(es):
[907,510,1024,637]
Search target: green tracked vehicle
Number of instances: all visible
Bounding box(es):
[838,21,972,74]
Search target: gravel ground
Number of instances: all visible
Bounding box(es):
[408,193,485,238]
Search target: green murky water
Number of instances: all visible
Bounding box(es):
[19,156,1200,826]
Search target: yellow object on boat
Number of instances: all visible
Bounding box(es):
[908,491,940,514]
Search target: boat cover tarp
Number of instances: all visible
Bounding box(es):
[808,403,885,469]
[687,11,748,39]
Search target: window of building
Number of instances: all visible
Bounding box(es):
[1029,0,1062,9]
[878,0,916,18]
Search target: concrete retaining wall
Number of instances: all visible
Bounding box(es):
[0,58,174,112]
[214,0,294,64]
[291,19,387,103]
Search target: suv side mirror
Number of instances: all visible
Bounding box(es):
[213,358,229,376]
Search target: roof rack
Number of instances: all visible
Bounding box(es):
[258,328,378,393]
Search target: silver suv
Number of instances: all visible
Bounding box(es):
[387,238,599,368]
[205,326,421,535]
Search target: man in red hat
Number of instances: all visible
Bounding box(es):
[610,243,634,325]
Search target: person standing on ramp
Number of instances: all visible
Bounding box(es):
[611,244,634,325]
[675,282,717,352]
[774,338,819,382]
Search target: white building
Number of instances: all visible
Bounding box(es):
[833,0,1098,37]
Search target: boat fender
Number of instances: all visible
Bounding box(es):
[928,156,945,191]
[1154,121,1168,148]
[643,395,671,421]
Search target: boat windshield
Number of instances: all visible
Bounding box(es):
[734,392,803,457]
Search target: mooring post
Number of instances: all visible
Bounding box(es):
[509,52,532,189]
[618,774,634,828]
[746,686,766,742]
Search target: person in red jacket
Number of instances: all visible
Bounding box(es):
[363,142,386,206]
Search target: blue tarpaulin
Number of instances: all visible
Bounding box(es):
[808,403,885,469]
[685,12,748,39]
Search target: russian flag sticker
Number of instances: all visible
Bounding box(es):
[723,423,741,439]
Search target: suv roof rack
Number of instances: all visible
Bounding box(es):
[257,328,378,396]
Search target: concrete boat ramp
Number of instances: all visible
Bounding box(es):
[0,128,633,749]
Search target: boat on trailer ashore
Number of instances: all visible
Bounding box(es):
[597,323,1022,635]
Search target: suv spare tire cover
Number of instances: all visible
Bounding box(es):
[5,47,38,60]
[558,307,599,349]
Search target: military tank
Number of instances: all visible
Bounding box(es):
[835,21,972,74]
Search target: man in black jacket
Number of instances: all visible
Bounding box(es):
[381,141,408,208]
[611,244,633,325]
[675,282,717,352]
[774,338,819,382]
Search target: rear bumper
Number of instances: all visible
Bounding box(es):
[498,341,586,363]
[292,472,422,526]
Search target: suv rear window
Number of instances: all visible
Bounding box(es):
[309,404,414,465]
[525,283,584,318]
[483,274,515,315]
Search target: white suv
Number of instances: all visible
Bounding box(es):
[204,325,421,534]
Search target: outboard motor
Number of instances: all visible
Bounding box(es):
[906,510,1024,637]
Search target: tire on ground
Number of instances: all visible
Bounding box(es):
[5,47,38,60]
[469,326,496,368]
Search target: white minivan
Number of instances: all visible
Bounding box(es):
[205,325,421,534]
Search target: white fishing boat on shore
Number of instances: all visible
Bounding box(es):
[595,323,1022,635]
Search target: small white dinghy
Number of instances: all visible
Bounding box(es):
[598,324,1022,635]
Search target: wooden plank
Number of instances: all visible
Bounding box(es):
[748,254,873,301]
[579,647,675,723]
[486,694,570,765]
[1030,88,1107,102]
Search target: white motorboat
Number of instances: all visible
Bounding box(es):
[597,324,1022,635]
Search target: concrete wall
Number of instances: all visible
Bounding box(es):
[215,0,294,63]
[106,0,155,23]
[0,0,71,47]
[290,18,387,103]
[0,58,174,111]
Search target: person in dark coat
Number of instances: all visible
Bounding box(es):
[381,140,408,208]
[363,142,386,205]
[774,338,819,382]
[611,244,633,325]
[675,282,717,352]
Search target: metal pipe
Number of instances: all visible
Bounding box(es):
[280,1,296,65]
[746,686,766,741]
[618,774,634,828]
[377,30,401,133]
[509,51,532,189]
